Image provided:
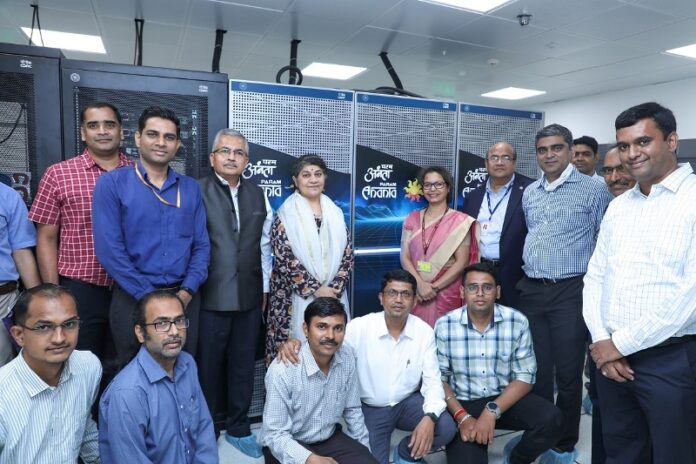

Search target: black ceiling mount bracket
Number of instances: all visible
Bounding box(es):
[134,18,144,66]
[212,29,227,73]
[276,39,303,85]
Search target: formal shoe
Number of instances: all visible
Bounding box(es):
[582,393,593,415]
[538,447,578,464]
[392,446,428,464]
[502,434,522,464]
[225,432,263,458]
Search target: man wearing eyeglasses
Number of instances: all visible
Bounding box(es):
[461,141,531,308]
[0,284,100,463]
[196,129,272,457]
[517,124,612,463]
[435,262,562,464]
[99,290,218,463]
[278,269,456,464]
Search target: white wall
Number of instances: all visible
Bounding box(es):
[537,76,696,144]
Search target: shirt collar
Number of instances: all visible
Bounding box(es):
[654,163,693,193]
[136,159,179,188]
[486,174,515,194]
[16,350,73,398]
[376,313,415,341]
[459,304,503,330]
[214,172,242,191]
[136,345,188,384]
[301,341,344,378]
[541,163,576,191]
[79,149,130,170]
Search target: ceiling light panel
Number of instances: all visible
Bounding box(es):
[21,27,106,53]
[418,0,514,14]
[302,62,367,80]
[481,86,546,100]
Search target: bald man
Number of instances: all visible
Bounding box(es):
[461,141,532,307]
[601,147,636,197]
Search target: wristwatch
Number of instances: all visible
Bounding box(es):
[425,412,439,424]
[485,401,501,420]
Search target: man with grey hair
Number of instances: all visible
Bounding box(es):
[196,128,272,457]
[517,123,612,463]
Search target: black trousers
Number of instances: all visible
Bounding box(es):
[596,339,696,464]
[586,350,606,464]
[60,276,113,359]
[516,275,586,452]
[196,307,262,437]
[445,394,563,464]
[263,425,377,464]
[109,283,200,368]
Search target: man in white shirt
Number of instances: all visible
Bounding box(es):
[583,101,696,463]
[572,136,603,181]
[279,270,456,464]
[0,284,101,464]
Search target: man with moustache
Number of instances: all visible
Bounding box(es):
[601,146,636,197]
[435,263,562,464]
[0,284,101,463]
[93,106,210,367]
[30,102,132,359]
[584,102,696,463]
[262,297,376,464]
[99,290,218,463]
[572,136,603,182]
[196,129,272,457]
[462,141,531,307]
[279,270,456,464]
[517,124,612,463]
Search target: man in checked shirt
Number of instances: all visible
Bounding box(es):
[261,297,377,464]
[29,102,132,360]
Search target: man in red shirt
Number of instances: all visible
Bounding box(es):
[29,102,132,360]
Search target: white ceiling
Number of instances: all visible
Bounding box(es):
[2,0,696,108]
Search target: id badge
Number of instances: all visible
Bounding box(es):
[417,260,432,272]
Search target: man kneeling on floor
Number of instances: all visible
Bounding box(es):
[261,297,377,464]
[435,262,562,464]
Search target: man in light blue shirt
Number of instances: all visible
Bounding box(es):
[99,290,218,464]
[517,124,612,464]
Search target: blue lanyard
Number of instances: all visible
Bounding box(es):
[486,183,513,220]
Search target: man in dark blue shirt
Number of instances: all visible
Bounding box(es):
[93,107,209,367]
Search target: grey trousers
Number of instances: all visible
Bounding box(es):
[0,290,19,366]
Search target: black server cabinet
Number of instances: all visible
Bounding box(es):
[60,60,228,179]
[0,43,63,204]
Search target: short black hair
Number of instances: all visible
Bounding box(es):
[380,269,417,294]
[462,262,499,285]
[536,123,573,149]
[134,290,185,328]
[138,106,181,138]
[418,166,454,202]
[80,102,122,125]
[615,102,676,140]
[573,136,598,154]
[12,284,77,326]
[291,154,328,190]
[303,297,347,326]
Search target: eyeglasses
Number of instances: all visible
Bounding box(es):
[21,318,81,335]
[463,283,496,295]
[487,155,515,164]
[536,144,566,156]
[212,147,247,158]
[601,165,626,175]
[423,181,447,190]
[142,316,190,333]
[383,289,415,299]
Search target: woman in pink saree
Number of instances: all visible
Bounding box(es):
[400,166,479,327]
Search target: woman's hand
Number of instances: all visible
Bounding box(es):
[417,281,437,302]
[314,286,340,298]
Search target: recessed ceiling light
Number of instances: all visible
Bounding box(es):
[665,43,696,59]
[418,0,514,13]
[21,27,106,54]
[481,87,546,100]
[302,62,366,80]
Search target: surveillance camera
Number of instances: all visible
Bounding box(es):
[517,13,532,26]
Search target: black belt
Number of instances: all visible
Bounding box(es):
[0,281,18,295]
[525,275,582,286]
[653,334,696,349]
[480,258,500,267]
[154,282,183,292]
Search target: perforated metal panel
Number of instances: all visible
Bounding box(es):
[355,94,457,173]
[0,91,31,195]
[458,104,544,180]
[230,81,353,174]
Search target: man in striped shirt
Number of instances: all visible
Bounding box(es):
[0,284,101,464]
[517,123,612,463]
[584,102,696,463]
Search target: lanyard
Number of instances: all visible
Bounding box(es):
[486,183,512,221]
[134,163,181,208]
[421,207,448,256]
